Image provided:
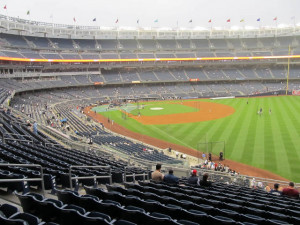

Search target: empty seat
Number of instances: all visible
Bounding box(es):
[177,220,200,225]
[241,214,266,224]
[209,215,236,224]
[114,220,138,225]
[59,205,86,225]
[9,213,41,225]
[0,204,19,218]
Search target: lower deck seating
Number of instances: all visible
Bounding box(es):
[15,181,300,225]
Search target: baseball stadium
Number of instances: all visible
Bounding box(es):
[0,1,300,224]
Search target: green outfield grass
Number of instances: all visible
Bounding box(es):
[97,96,300,182]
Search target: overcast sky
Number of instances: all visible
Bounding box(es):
[0,0,299,29]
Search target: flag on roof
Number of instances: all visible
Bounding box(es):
[27,10,30,15]
[227,19,231,22]
[189,19,192,23]
[93,18,96,22]
[115,18,119,23]
[208,19,212,23]
[257,18,261,22]
[4,5,7,10]
[240,19,245,23]
[273,17,277,21]
[73,17,76,22]
[154,19,158,23]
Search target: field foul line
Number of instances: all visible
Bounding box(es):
[149,125,194,149]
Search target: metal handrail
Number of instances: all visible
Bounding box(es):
[69,165,112,189]
[123,166,149,183]
[0,163,45,194]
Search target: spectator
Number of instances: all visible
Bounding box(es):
[26,120,31,127]
[270,183,282,196]
[208,152,212,161]
[282,182,299,199]
[151,164,164,182]
[187,169,199,185]
[163,169,179,185]
[199,173,212,187]
[33,121,38,134]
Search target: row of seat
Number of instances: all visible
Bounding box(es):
[0,202,57,225]
[139,180,300,207]
[16,191,189,225]
[93,184,300,224]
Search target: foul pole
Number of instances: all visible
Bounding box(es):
[286,45,291,95]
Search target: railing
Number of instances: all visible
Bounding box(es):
[68,165,112,190]
[3,133,33,144]
[0,163,45,194]
[123,166,149,183]
[191,167,300,190]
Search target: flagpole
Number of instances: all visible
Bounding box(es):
[50,14,54,35]
[74,18,76,36]
[5,7,8,18]
[293,17,296,32]
[276,19,278,36]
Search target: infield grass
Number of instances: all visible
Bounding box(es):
[130,102,197,116]
[97,96,300,182]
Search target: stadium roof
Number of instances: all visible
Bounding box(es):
[2,0,299,28]
[1,14,300,39]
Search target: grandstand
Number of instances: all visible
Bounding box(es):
[0,13,300,225]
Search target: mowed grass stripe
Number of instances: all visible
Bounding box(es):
[172,122,200,143]
[239,98,259,165]
[288,96,300,111]
[262,98,277,172]
[281,97,300,139]
[271,98,296,180]
[168,123,198,147]
[276,98,300,179]
[188,120,218,147]
[277,97,300,158]
[229,98,258,160]
[207,99,242,152]
[270,99,292,178]
[251,99,266,168]
[226,99,255,160]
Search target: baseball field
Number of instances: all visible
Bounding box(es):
[93,96,300,182]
